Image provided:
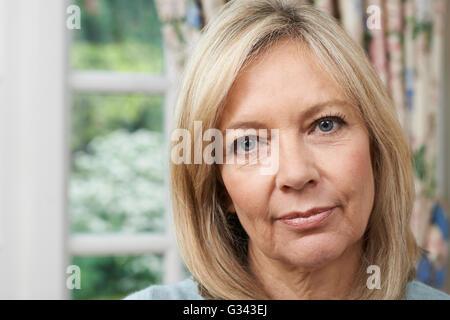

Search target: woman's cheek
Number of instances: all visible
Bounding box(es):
[316,130,372,185]
[341,134,374,197]
[327,134,374,232]
[222,167,272,216]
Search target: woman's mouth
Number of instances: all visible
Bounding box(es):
[277,206,336,231]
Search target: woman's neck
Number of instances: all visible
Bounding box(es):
[248,240,364,300]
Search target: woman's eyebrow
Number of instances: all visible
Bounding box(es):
[224,99,353,131]
[299,99,353,120]
[225,120,268,131]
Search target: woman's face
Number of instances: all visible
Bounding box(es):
[219,39,375,270]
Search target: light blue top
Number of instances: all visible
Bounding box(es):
[124,277,450,300]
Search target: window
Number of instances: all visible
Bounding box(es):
[68,0,184,299]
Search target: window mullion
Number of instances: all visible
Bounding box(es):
[69,71,170,94]
[163,41,184,284]
[69,234,170,256]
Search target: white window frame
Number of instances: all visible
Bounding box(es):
[66,11,184,298]
[0,0,183,299]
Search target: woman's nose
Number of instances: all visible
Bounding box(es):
[274,132,320,191]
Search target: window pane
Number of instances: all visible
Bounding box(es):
[71,0,164,73]
[69,93,166,234]
[71,254,163,300]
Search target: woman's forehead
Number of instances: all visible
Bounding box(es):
[220,40,354,127]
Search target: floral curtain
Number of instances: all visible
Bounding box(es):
[154,0,225,77]
[154,0,448,288]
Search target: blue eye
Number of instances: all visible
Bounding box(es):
[233,135,258,153]
[313,114,347,134]
[318,119,334,132]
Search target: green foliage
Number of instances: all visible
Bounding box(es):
[71,93,164,154]
[69,0,168,300]
[71,255,163,300]
[413,145,437,198]
[72,0,164,73]
[69,96,166,298]
[70,129,166,234]
[72,41,164,73]
[74,0,162,44]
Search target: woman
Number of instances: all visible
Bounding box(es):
[126,0,450,300]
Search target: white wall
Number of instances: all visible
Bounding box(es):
[0,0,7,296]
[0,0,69,299]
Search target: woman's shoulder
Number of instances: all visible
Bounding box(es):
[123,277,205,300]
[405,280,450,300]
[123,278,450,300]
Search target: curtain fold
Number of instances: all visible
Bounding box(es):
[339,0,364,46]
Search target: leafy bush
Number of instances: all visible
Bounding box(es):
[70,129,166,233]
[71,254,163,300]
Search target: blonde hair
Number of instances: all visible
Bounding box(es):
[170,0,420,299]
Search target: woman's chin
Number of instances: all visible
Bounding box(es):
[287,252,342,270]
[278,237,349,269]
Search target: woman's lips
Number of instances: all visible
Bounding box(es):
[278,207,336,231]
